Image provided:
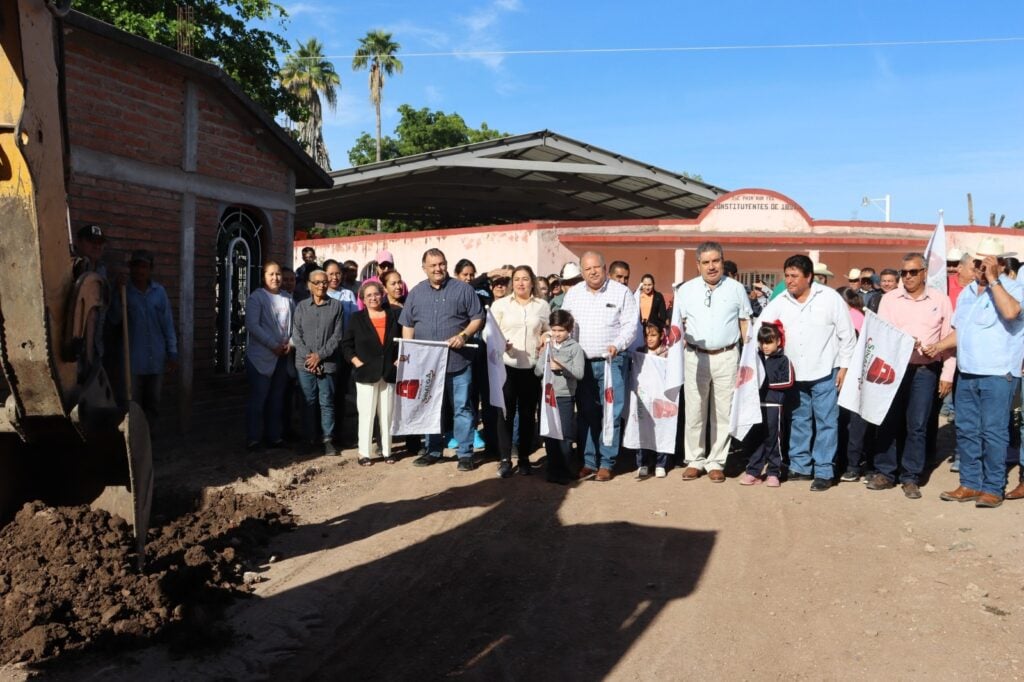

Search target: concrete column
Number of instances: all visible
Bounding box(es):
[808,249,820,264]
[182,81,198,172]
[674,248,686,287]
[178,192,196,432]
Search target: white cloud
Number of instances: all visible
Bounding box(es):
[454,0,523,70]
[424,84,443,105]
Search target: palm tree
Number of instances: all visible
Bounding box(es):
[352,30,403,163]
[279,38,340,170]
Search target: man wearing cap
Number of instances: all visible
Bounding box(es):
[924,237,1024,507]
[358,249,408,310]
[759,254,857,491]
[673,241,752,482]
[549,262,582,311]
[295,247,319,299]
[560,251,638,481]
[110,250,178,426]
[865,252,955,499]
[946,249,974,311]
[859,267,882,312]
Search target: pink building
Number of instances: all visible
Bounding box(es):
[297,188,1016,299]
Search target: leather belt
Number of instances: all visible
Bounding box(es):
[689,343,737,355]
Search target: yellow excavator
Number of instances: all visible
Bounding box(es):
[0,0,152,556]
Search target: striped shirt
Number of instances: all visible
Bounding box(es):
[561,278,639,359]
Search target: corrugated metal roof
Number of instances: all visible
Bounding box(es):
[295,130,726,227]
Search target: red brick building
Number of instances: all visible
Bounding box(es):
[62,12,331,432]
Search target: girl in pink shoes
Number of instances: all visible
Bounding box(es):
[740,322,794,487]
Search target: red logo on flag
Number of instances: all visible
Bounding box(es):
[544,383,557,407]
[666,324,682,346]
[736,366,755,387]
[396,379,420,399]
[866,357,896,385]
[604,387,614,404]
[652,398,678,418]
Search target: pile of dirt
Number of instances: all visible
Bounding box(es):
[0,488,294,665]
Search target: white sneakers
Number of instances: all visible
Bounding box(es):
[655,467,667,478]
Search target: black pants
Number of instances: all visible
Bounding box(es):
[501,367,539,460]
[543,396,575,480]
[746,404,783,477]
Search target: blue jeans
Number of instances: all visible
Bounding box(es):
[874,363,939,484]
[788,369,839,480]
[576,356,626,471]
[297,369,336,443]
[246,356,290,444]
[426,366,474,459]
[955,373,1015,496]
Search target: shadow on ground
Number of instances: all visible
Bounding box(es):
[261,475,716,680]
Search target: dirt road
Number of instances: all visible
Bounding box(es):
[5,431,1023,681]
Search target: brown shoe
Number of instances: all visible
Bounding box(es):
[939,485,982,502]
[595,467,613,482]
[975,493,1003,508]
[578,467,595,480]
[1006,481,1024,500]
[901,482,922,499]
[708,469,726,483]
[681,467,702,481]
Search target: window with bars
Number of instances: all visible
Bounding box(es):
[214,207,263,374]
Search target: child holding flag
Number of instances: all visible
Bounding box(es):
[636,323,671,478]
[536,310,585,484]
[740,322,795,488]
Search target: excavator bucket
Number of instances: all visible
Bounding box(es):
[0,0,152,560]
[0,400,153,561]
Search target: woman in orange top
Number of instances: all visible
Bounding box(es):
[342,281,401,465]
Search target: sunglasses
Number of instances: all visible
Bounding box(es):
[309,280,328,286]
[973,258,1005,269]
[704,288,713,307]
[860,277,874,284]
[899,268,924,278]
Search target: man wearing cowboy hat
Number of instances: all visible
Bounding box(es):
[813,262,834,285]
[924,236,1024,507]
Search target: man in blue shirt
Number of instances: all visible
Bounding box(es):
[399,248,484,470]
[113,249,178,427]
[925,237,1024,507]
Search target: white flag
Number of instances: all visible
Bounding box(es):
[601,358,615,446]
[622,351,680,452]
[391,339,449,436]
[664,293,686,393]
[729,320,765,440]
[481,308,507,416]
[924,213,947,295]
[538,342,563,439]
[838,311,915,425]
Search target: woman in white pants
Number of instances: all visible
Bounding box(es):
[341,281,400,464]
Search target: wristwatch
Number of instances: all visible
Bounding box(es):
[458,331,468,339]
[990,279,1003,288]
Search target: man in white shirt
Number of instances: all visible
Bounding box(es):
[758,255,857,491]
[672,241,752,481]
[561,251,639,482]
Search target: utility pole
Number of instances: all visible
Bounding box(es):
[967,193,975,225]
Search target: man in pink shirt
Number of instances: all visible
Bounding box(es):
[946,249,974,310]
[865,252,955,498]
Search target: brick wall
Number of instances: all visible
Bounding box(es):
[62,27,301,435]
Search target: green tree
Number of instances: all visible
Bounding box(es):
[347,104,510,166]
[347,132,400,166]
[279,38,340,169]
[351,30,403,163]
[75,0,298,119]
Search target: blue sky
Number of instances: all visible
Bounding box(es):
[266,0,1023,225]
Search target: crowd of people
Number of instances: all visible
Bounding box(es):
[242,239,1024,507]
